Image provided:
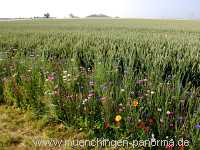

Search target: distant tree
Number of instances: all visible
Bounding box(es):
[69,13,75,18]
[86,14,110,18]
[69,13,79,18]
[44,13,50,18]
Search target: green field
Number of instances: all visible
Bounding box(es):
[0,19,200,149]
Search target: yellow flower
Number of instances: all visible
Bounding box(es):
[133,100,139,107]
[115,115,122,122]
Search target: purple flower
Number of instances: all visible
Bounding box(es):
[166,111,175,118]
[136,79,148,84]
[195,124,200,129]
[136,80,144,84]
[96,96,101,101]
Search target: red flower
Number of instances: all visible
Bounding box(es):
[144,126,150,133]
[165,144,174,150]
[104,121,110,129]
[179,144,185,150]
[137,121,145,129]
[148,116,156,125]
[137,121,150,133]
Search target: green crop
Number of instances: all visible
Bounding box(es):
[0,19,200,149]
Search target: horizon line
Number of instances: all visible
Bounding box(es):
[1,17,200,21]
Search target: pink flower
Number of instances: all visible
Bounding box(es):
[136,79,148,84]
[48,75,55,81]
[100,96,107,101]
[88,91,95,98]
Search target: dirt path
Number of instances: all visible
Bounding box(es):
[0,105,39,149]
[0,105,81,150]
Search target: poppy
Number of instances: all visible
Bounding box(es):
[144,126,150,133]
[179,144,185,150]
[148,116,156,125]
[137,121,145,129]
[104,121,110,129]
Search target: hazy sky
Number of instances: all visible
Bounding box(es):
[0,0,200,19]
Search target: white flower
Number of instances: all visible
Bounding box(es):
[63,75,67,79]
[157,108,162,112]
[144,79,148,82]
[166,111,171,115]
[12,73,17,77]
[48,92,54,95]
[82,99,88,105]
[30,54,35,57]
[121,89,125,92]
[63,71,67,74]
[54,85,58,89]
[151,91,155,95]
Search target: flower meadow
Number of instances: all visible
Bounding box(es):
[0,19,200,149]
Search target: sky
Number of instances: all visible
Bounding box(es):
[0,0,200,19]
